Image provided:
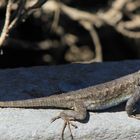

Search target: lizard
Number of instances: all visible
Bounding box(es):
[0,71,140,139]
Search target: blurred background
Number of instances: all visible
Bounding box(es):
[0,0,140,68]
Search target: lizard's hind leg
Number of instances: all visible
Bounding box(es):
[125,86,140,119]
[51,101,87,139]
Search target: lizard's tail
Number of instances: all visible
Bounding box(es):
[0,95,71,108]
[0,98,47,108]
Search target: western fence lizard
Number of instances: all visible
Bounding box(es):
[0,70,140,139]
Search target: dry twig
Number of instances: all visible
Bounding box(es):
[0,0,13,47]
[0,0,48,48]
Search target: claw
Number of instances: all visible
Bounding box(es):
[67,121,74,139]
[61,121,67,140]
[51,115,77,140]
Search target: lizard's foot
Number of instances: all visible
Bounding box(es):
[50,102,87,139]
[51,113,77,140]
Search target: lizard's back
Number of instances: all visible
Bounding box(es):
[64,71,140,110]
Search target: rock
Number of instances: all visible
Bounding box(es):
[0,60,140,140]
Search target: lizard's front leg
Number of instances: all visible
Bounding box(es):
[51,101,87,140]
[125,86,140,118]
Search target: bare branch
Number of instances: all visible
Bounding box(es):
[8,0,26,30]
[80,21,102,62]
[0,0,13,47]
[0,0,49,48]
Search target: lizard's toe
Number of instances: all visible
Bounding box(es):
[61,117,77,140]
[51,115,61,123]
[51,112,78,140]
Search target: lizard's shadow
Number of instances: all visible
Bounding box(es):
[81,101,140,123]
[77,102,126,123]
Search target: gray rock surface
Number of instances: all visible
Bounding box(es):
[0,60,140,140]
